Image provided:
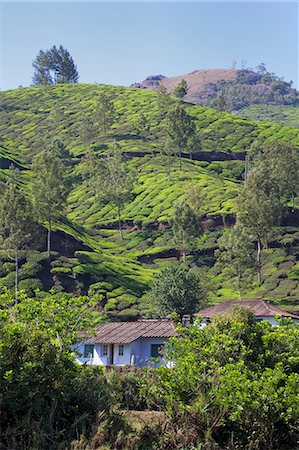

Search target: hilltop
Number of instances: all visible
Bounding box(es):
[0,83,299,318]
[132,68,299,126]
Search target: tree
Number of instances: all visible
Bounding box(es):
[100,142,134,240]
[238,168,282,283]
[217,222,256,299]
[147,307,299,449]
[172,198,202,263]
[148,264,205,319]
[32,45,79,85]
[0,166,34,300]
[173,79,188,98]
[31,141,72,257]
[79,116,98,149]
[239,140,299,282]
[96,92,116,138]
[156,85,172,117]
[0,290,110,449]
[131,112,151,138]
[164,104,196,170]
[250,140,299,210]
[80,147,101,200]
[215,94,227,112]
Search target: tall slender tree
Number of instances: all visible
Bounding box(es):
[217,223,255,299]
[164,104,196,170]
[172,198,202,263]
[31,142,72,257]
[238,168,282,283]
[96,93,116,138]
[100,142,134,240]
[0,167,34,300]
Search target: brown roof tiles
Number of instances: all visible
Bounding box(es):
[84,319,178,344]
[198,300,299,320]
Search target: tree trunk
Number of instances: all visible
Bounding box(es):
[179,150,182,170]
[47,220,51,258]
[237,264,242,300]
[257,239,261,284]
[15,250,19,303]
[117,204,123,241]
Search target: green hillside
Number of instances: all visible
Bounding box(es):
[0,84,299,317]
[237,104,299,128]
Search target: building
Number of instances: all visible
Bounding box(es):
[74,319,177,367]
[197,299,299,326]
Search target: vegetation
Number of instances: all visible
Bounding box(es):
[0,83,299,318]
[173,78,188,98]
[2,291,298,449]
[147,264,205,318]
[195,66,298,111]
[32,45,79,85]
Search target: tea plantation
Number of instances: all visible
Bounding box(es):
[0,84,298,317]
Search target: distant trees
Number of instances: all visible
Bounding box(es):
[156,85,172,117]
[100,142,134,240]
[237,140,299,283]
[148,264,205,319]
[0,290,109,449]
[31,140,73,257]
[164,104,196,169]
[217,222,255,298]
[0,166,34,300]
[173,79,188,98]
[96,93,116,138]
[172,197,202,263]
[32,45,79,85]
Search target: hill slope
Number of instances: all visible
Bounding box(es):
[0,84,299,317]
[132,68,299,126]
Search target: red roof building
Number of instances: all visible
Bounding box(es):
[198,299,299,321]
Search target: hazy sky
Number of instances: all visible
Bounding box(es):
[0,1,298,91]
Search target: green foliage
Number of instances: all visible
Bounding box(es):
[172,196,202,262]
[32,45,79,85]
[146,307,299,449]
[0,290,109,449]
[196,68,298,111]
[237,104,299,128]
[96,92,116,137]
[31,140,73,256]
[99,141,135,239]
[147,264,205,318]
[164,104,196,169]
[0,84,298,314]
[173,79,188,98]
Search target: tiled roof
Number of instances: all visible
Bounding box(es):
[84,319,178,344]
[198,300,299,320]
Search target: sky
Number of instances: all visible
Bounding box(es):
[0,1,298,91]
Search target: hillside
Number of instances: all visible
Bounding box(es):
[132,68,299,126]
[236,104,299,128]
[0,84,299,317]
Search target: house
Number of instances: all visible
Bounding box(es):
[197,299,299,326]
[74,319,177,367]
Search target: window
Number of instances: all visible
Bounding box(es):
[151,344,164,358]
[102,344,108,356]
[84,344,94,358]
[119,344,124,356]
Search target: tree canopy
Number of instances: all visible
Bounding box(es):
[148,264,205,318]
[32,45,79,85]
